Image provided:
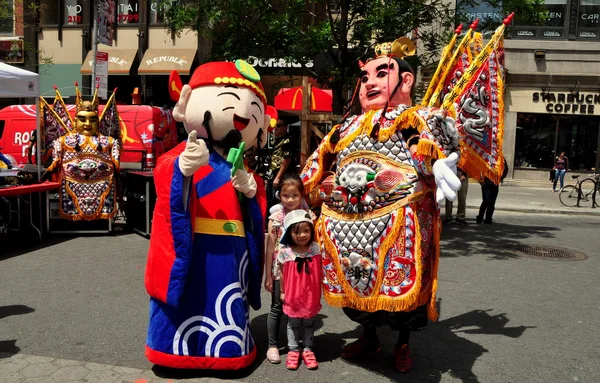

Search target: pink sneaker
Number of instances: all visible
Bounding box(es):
[286,350,300,370]
[301,350,318,370]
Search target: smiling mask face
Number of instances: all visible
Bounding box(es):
[358,57,413,111]
[183,85,269,153]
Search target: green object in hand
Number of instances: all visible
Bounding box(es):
[227,141,246,177]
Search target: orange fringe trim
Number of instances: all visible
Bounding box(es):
[320,203,438,313]
[416,139,445,161]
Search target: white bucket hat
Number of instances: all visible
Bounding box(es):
[280,209,313,244]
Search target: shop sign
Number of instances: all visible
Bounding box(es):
[145,56,188,67]
[532,92,600,114]
[246,56,314,68]
[578,30,599,39]
[542,29,563,38]
[87,56,129,67]
[66,3,83,24]
[515,28,536,37]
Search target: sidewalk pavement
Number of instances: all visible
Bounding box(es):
[463,183,600,216]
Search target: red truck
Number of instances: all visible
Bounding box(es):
[0,104,179,235]
[0,104,179,170]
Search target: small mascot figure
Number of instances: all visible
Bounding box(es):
[45,83,121,221]
[144,60,277,370]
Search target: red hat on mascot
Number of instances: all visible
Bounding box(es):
[170,60,266,105]
[169,59,277,128]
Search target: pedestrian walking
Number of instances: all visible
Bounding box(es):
[445,168,468,225]
[264,173,316,364]
[276,209,322,370]
[552,151,569,192]
[477,158,509,224]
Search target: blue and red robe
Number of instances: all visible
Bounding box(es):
[144,142,266,370]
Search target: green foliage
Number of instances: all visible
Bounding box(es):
[155,0,462,113]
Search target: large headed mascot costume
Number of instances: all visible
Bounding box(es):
[301,15,511,373]
[45,84,121,220]
[144,60,277,370]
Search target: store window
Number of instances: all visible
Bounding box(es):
[149,1,169,24]
[64,0,84,25]
[578,0,600,39]
[515,113,599,171]
[118,0,140,24]
[456,1,503,36]
[511,0,568,39]
[0,1,13,35]
[40,0,59,25]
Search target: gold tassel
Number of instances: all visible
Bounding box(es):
[416,139,445,160]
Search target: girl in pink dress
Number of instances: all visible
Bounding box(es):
[264,174,316,364]
[277,209,322,370]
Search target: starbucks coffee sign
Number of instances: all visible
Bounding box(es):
[532,91,600,114]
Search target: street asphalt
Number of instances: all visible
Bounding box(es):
[1,191,599,382]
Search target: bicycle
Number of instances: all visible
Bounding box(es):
[558,173,600,208]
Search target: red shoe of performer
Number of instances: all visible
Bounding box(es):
[286,350,300,370]
[341,336,380,359]
[302,350,319,370]
[394,344,413,372]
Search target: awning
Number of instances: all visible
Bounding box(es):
[274,86,332,113]
[137,49,196,75]
[81,49,138,75]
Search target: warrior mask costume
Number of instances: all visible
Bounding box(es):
[44,83,122,221]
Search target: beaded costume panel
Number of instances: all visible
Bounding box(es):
[51,133,121,221]
[302,105,457,317]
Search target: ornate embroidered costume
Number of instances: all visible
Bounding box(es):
[145,146,266,370]
[302,104,458,319]
[144,60,278,370]
[44,83,121,221]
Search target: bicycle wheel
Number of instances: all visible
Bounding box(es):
[578,179,596,208]
[559,185,579,207]
[593,187,600,208]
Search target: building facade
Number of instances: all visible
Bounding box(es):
[0,0,37,105]
[36,0,208,105]
[458,0,600,181]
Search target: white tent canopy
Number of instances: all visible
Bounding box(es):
[0,62,39,98]
[0,62,41,179]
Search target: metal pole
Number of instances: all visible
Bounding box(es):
[91,0,99,93]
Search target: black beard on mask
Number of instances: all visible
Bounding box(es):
[202,110,242,155]
[217,129,243,156]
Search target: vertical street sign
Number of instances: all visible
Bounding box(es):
[96,52,109,100]
[98,0,116,46]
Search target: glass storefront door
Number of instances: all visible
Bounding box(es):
[515,113,600,171]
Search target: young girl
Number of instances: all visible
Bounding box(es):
[264,173,316,364]
[277,209,322,370]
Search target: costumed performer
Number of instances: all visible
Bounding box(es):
[144,60,278,370]
[300,37,461,372]
[46,84,121,221]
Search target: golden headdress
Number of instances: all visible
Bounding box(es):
[75,81,99,114]
[359,36,417,73]
[39,82,122,150]
[373,37,416,60]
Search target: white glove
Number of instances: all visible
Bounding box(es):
[432,152,462,206]
[232,168,257,198]
[178,130,209,177]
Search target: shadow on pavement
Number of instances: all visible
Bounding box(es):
[0,304,35,320]
[0,304,35,359]
[336,302,534,383]
[0,233,76,261]
[441,220,560,260]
